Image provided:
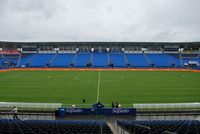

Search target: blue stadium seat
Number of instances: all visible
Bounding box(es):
[29,54,55,67]
[109,53,126,67]
[170,53,200,66]
[146,54,181,67]
[0,119,112,134]
[75,53,91,67]
[19,54,55,67]
[182,58,200,64]
[126,54,150,67]
[93,53,108,67]
[51,53,75,67]
[4,52,198,68]
[19,54,35,67]
[0,54,19,66]
[117,120,200,134]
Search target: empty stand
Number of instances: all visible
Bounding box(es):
[0,54,20,65]
[93,52,108,67]
[117,120,200,134]
[19,54,55,67]
[0,52,198,68]
[146,54,181,67]
[179,54,200,65]
[30,54,55,67]
[182,58,200,63]
[109,53,126,67]
[19,54,35,67]
[126,54,150,67]
[0,119,112,134]
[51,53,75,67]
[74,53,91,67]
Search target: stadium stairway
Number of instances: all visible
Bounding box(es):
[16,53,22,67]
[179,53,184,67]
[48,53,58,66]
[71,53,77,66]
[107,53,111,65]
[143,53,152,66]
[107,122,120,134]
[123,53,129,66]
[90,53,94,65]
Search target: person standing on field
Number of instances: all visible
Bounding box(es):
[115,102,119,108]
[112,101,115,108]
[82,99,86,103]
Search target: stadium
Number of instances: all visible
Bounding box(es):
[0,41,200,133]
[1,0,200,133]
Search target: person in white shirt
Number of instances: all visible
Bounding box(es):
[11,106,19,120]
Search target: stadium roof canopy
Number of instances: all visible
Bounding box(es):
[0,41,200,47]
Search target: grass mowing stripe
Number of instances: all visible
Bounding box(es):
[96,71,101,102]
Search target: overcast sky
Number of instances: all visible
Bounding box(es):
[0,0,200,42]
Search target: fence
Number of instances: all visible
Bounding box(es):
[0,102,62,120]
[134,103,200,110]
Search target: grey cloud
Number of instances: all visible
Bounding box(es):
[0,0,200,42]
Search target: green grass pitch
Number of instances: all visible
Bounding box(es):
[0,70,200,105]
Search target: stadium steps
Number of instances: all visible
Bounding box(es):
[72,53,77,65]
[16,53,22,67]
[90,53,93,64]
[143,53,152,65]
[107,122,119,134]
[48,53,57,64]
[179,53,184,67]
[107,53,110,64]
[123,53,128,65]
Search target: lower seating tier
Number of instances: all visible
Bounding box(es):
[0,53,199,68]
[0,119,112,134]
[117,120,200,134]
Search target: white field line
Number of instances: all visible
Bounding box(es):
[96,71,101,102]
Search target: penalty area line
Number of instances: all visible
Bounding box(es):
[96,71,101,102]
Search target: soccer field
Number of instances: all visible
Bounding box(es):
[0,70,200,105]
